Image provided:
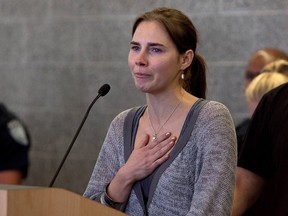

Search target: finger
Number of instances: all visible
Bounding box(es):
[152,149,171,168]
[152,132,172,145]
[153,156,169,167]
[153,134,177,151]
[148,136,176,164]
[157,137,176,156]
[151,138,176,168]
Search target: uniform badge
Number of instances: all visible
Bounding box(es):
[8,120,29,146]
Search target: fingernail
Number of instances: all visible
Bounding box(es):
[166,132,171,136]
[169,140,175,145]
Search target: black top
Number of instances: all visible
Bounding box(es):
[238,83,288,216]
[235,118,250,160]
[0,103,31,178]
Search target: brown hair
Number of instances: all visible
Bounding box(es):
[132,7,207,99]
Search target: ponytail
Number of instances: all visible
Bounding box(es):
[183,53,207,99]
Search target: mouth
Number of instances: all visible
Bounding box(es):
[134,72,151,79]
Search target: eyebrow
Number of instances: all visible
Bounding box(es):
[130,41,165,47]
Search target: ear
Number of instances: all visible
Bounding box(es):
[180,50,194,70]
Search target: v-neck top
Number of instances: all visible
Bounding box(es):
[125,99,207,207]
[84,99,237,216]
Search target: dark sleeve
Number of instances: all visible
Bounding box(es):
[235,118,250,160]
[0,105,31,178]
[238,95,273,179]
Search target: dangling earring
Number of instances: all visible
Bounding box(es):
[181,72,185,80]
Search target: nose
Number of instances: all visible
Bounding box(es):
[135,51,148,67]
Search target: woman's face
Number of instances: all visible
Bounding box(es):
[128,21,184,94]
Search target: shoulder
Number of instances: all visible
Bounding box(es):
[257,83,288,107]
[0,104,30,147]
[250,83,288,123]
[191,100,237,160]
[265,82,288,99]
[194,100,235,138]
[110,106,144,127]
[200,100,232,119]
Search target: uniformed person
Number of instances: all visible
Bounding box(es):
[0,103,31,184]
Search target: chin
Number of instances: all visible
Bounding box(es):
[136,86,149,93]
[134,82,150,92]
[135,80,148,92]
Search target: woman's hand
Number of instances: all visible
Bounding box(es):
[123,132,177,181]
[107,132,176,203]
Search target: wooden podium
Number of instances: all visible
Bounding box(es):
[0,185,127,216]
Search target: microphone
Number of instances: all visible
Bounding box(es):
[49,84,111,187]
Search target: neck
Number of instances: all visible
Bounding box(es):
[146,99,182,141]
[147,87,183,111]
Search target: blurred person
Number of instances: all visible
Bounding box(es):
[84,7,237,215]
[236,48,288,157]
[244,48,288,88]
[245,71,288,117]
[261,59,288,76]
[232,83,288,215]
[0,103,31,184]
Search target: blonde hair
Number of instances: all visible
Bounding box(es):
[262,59,288,76]
[245,72,288,103]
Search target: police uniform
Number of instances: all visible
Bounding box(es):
[0,103,31,179]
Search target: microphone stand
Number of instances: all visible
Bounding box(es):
[49,84,110,187]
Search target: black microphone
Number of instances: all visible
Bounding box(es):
[49,84,111,187]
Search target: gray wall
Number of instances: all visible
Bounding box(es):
[1,0,288,194]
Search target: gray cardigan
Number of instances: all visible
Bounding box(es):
[84,100,237,216]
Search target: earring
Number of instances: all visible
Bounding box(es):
[181,72,185,80]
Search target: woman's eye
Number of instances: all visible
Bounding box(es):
[131,45,140,51]
[151,47,162,53]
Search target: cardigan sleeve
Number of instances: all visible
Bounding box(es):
[188,102,237,215]
[83,110,128,201]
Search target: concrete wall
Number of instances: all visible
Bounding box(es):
[1,0,288,194]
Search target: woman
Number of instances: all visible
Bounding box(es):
[245,71,288,118]
[84,7,237,215]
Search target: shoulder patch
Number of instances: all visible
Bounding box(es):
[8,120,29,146]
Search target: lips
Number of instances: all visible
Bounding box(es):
[134,72,151,79]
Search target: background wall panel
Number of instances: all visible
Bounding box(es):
[0,0,287,194]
